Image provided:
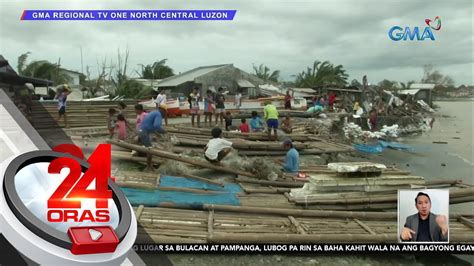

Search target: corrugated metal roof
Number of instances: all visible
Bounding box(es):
[237,79,255,88]
[292,88,316,93]
[409,83,435,89]
[157,64,231,87]
[398,89,420,95]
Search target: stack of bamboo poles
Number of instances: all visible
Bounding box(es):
[134,205,474,244]
[167,125,353,155]
[31,100,138,129]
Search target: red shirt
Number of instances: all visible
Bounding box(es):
[239,123,250,133]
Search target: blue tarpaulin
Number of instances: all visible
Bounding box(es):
[353,143,384,154]
[120,175,242,207]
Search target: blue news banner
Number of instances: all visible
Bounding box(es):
[132,244,473,253]
[21,10,236,20]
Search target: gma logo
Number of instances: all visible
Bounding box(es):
[388,26,436,41]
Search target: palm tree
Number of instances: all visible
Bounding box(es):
[294,60,348,87]
[17,52,31,75]
[252,64,280,83]
[137,59,174,80]
[17,52,71,85]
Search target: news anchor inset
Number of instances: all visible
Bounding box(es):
[399,191,449,242]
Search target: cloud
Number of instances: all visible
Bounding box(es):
[0,0,472,85]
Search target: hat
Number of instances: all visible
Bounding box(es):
[282,138,293,146]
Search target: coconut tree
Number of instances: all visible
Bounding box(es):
[294,60,348,87]
[137,59,174,80]
[17,52,71,85]
[252,64,280,83]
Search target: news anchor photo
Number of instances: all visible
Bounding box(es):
[399,191,449,242]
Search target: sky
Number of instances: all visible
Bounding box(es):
[0,0,472,86]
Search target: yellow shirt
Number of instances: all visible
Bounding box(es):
[264,104,279,120]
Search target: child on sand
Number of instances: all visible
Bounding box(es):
[239,118,250,133]
[116,114,128,140]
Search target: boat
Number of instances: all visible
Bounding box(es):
[140,96,308,117]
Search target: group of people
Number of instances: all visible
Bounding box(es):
[307,91,337,113]
[204,126,299,174]
[107,102,165,170]
[188,86,237,128]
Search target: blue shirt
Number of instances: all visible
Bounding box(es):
[283,148,299,173]
[140,110,164,132]
[250,117,263,131]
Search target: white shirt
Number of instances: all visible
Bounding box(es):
[235,93,242,105]
[155,94,166,106]
[205,138,233,160]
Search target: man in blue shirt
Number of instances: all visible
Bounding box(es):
[282,139,299,173]
[138,110,165,170]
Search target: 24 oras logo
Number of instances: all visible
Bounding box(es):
[47,144,112,223]
[388,16,441,41]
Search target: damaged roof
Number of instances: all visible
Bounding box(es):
[157,64,231,87]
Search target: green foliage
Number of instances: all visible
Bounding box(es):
[17,52,71,85]
[350,79,362,87]
[377,79,397,90]
[422,64,454,87]
[17,52,30,75]
[137,59,174,79]
[252,64,280,83]
[295,60,348,87]
[116,79,153,99]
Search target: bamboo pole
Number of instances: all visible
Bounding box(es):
[179,172,224,187]
[208,232,394,243]
[157,186,229,194]
[135,205,145,221]
[207,210,214,240]
[353,218,376,235]
[203,204,397,220]
[458,216,474,229]
[107,140,256,177]
[236,177,305,188]
[294,188,474,205]
[288,216,307,235]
